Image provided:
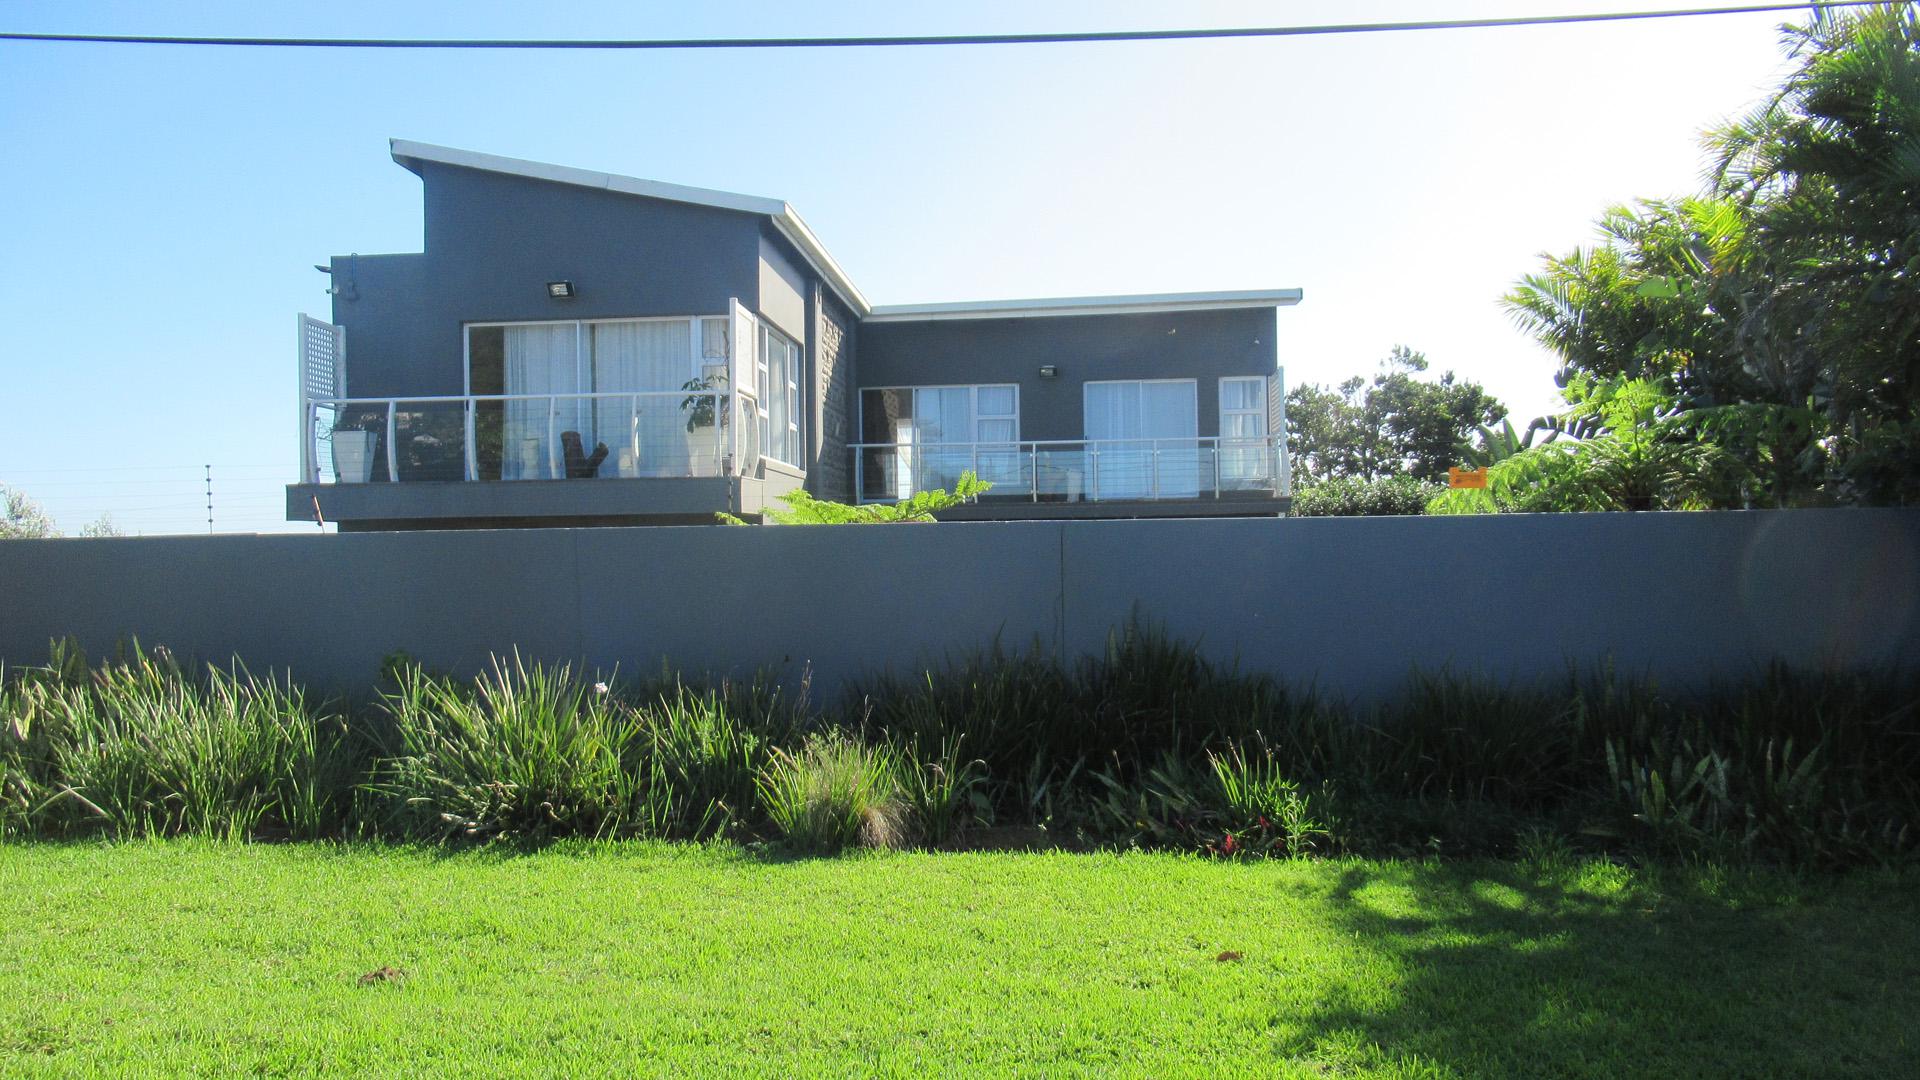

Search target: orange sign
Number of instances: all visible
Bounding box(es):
[1448,467,1488,489]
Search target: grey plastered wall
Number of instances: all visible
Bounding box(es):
[331,162,764,399]
[855,307,1280,441]
[4,511,1915,701]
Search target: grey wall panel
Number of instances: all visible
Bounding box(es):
[856,307,1280,442]
[756,232,809,342]
[568,521,1062,690]
[1057,511,1920,696]
[3,511,1914,702]
[329,163,763,401]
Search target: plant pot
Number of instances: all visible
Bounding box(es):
[332,430,377,484]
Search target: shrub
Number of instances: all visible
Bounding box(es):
[757,732,908,852]
[1208,741,1328,857]
[898,736,989,846]
[637,684,768,840]
[4,634,1916,866]
[1,646,354,840]
[375,656,647,841]
[1290,475,1442,516]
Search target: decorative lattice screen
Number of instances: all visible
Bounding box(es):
[299,314,344,399]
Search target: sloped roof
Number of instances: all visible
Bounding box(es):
[387,140,1302,323]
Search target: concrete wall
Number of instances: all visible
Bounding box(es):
[856,307,1280,442]
[4,511,1914,702]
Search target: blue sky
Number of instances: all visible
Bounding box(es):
[0,1,1799,534]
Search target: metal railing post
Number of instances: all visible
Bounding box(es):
[547,397,560,479]
[1090,444,1100,503]
[626,394,638,477]
[464,399,478,481]
[384,401,399,482]
[1151,440,1160,499]
[1214,442,1221,499]
[1030,445,1039,502]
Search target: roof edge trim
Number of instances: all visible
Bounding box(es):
[864,288,1303,323]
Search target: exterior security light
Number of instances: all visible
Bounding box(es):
[547,280,576,299]
[1038,364,1059,378]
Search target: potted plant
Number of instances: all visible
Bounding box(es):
[680,371,728,476]
[331,424,378,483]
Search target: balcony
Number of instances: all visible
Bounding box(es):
[853,436,1290,516]
[287,389,802,526]
[302,390,743,484]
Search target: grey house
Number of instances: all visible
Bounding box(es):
[288,141,1298,529]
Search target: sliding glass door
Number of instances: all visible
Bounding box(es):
[1084,380,1199,499]
[468,317,720,480]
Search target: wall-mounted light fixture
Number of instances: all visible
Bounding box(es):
[547,280,576,299]
[1038,364,1059,379]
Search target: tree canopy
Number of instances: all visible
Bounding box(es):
[1286,346,1507,484]
[1496,4,1920,509]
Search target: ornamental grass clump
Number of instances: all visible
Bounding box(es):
[756,731,908,853]
[636,684,768,840]
[2,646,353,840]
[376,655,647,841]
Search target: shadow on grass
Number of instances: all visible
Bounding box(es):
[1274,861,1920,1079]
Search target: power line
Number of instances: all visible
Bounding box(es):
[0,3,1888,51]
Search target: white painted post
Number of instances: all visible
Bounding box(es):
[384,401,399,482]
[464,399,478,481]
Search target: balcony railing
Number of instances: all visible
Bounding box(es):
[304,391,751,484]
[851,436,1289,504]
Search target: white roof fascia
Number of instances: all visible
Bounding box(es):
[768,208,870,317]
[864,288,1304,323]
[388,139,871,315]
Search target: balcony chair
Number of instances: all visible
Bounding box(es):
[560,431,610,479]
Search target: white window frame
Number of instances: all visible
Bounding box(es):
[858,383,1022,445]
[756,322,804,468]
[1219,376,1268,438]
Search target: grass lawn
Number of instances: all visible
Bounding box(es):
[0,844,1914,1078]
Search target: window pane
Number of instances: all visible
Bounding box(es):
[1223,413,1263,438]
[976,385,1016,416]
[1139,382,1198,438]
[701,318,728,360]
[1221,378,1263,411]
[592,320,690,393]
[913,387,972,443]
[978,419,1016,442]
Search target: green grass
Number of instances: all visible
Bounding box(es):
[1,844,1914,1078]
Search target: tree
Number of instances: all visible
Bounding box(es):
[1286,347,1507,483]
[1506,5,1920,506]
[79,515,123,538]
[2,486,56,539]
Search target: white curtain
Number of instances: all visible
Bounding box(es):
[502,324,578,479]
[1084,381,1197,499]
[913,387,974,492]
[592,321,692,476]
